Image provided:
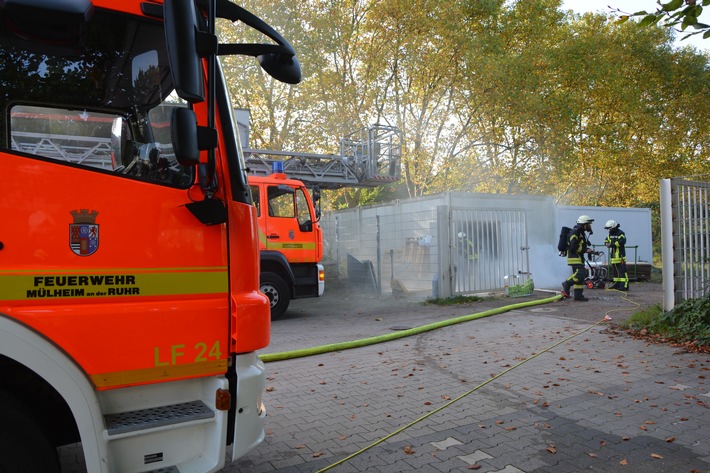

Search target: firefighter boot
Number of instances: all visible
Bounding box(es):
[561,281,571,298]
[573,288,589,302]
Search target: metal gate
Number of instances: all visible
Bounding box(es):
[661,177,710,310]
[437,206,529,297]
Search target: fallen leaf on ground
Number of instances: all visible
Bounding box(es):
[651,453,664,459]
[404,446,415,455]
[546,446,557,454]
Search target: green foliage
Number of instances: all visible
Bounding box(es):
[326,185,401,210]
[652,292,710,344]
[621,294,710,346]
[616,0,710,41]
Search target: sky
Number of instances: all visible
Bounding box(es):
[562,0,710,51]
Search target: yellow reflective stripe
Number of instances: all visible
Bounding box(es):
[0,268,227,301]
[266,241,317,250]
[91,359,228,389]
[258,228,316,251]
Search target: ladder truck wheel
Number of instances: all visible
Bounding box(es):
[260,272,290,319]
[0,389,60,473]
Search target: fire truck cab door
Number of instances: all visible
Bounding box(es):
[263,184,317,264]
[3,105,229,390]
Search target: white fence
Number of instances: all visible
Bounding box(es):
[661,177,710,310]
[440,207,529,296]
[321,192,538,298]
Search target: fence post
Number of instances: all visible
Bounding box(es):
[660,178,675,311]
[335,215,341,280]
[436,205,452,298]
[376,215,382,294]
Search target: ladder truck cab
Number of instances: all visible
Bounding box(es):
[249,166,325,319]
[0,1,300,472]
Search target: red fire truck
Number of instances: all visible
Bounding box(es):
[249,172,325,318]
[0,0,299,471]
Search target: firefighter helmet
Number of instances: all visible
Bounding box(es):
[604,219,618,230]
[576,215,594,224]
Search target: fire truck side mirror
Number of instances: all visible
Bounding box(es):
[312,187,322,222]
[171,108,200,166]
[164,0,204,103]
[257,53,302,85]
[212,0,302,85]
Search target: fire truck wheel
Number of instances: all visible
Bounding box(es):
[0,389,60,473]
[261,272,290,319]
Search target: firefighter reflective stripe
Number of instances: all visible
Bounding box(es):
[566,231,587,265]
[605,230,626,263]
[91,359,228,389]
[0,267,228,301]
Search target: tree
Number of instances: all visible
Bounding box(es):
[615,0,710,42]
[216,0,710,213]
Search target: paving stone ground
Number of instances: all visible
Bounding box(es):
[61,281,710,473]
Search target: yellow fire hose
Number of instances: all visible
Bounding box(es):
[259,293,563,363]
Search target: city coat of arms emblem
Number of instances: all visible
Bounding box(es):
[69,209,99,256]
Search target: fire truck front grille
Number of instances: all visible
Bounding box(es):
[105,400,214,436]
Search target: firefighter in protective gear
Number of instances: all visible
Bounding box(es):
[604,220,629,291]
[561,215,596,301]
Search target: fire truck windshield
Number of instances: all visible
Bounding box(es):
[1,7,193,188]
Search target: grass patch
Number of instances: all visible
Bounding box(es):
[619,304,665,331]
[425,294,484,305]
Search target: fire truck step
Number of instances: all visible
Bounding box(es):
[145,467,179,473]
[105,400,214,436]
